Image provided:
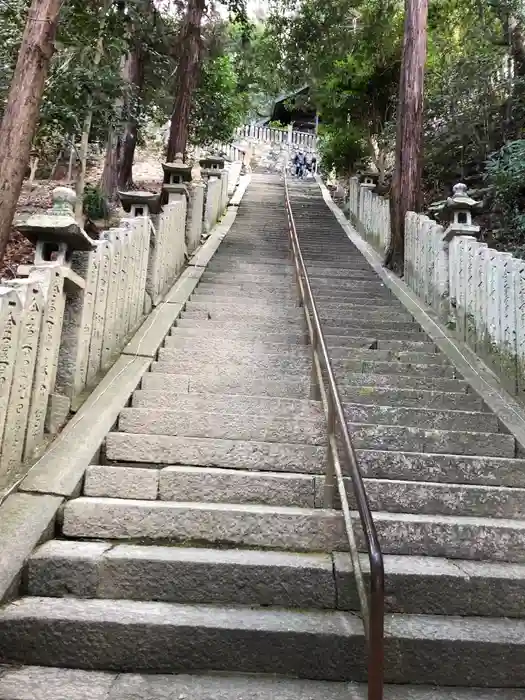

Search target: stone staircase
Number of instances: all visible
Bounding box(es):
[1,174,525,698]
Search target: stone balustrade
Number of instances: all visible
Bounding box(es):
[235,124,316,149]
[0,157,230,490]
[348,175,525,399]
[347,176,391,255]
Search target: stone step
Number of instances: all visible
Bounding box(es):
[338,386,484,411]
[1,669,521,700]
[0,596,364,679]
[118,408,326,445]
[61,498,345,551]
[144,372,310,398]
[166,332,439,355]
[84,464,525,520]
[105,433,326,473]
[189,296,408,316]
[174,318,425,338]
[118,408,510,456]
[193,286,396,306]
[337,552,525,618]
[195,281,393,300]
[132,390,321,418]
[184,302,413,323]
[27,538,525,620]
[27,540,336,608]
[155,351,454,379]
[3,597,525,684]
[336,373,468,393]
[51,492,525,561]
[105,434,525,487]
[84,464,318,507]
[132,389,494,432]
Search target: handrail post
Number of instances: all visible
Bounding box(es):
[323,392,336,508]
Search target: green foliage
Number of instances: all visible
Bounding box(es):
[485,140,525,254]
[268,120,286,128]
[189,54,245,145]
[83,184,110,220]
[316,123,368,175]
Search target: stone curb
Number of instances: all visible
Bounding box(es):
[316,176,525,453]
[0,173,251,602]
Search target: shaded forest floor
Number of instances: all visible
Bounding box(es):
[2,149,164,278]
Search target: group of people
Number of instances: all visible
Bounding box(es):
[292,150,317,178]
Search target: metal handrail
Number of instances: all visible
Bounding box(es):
[283,171,385,700]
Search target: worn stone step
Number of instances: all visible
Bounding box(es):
[358,478,525,519]
[184,302,413,323]
[371,510,525,562]
[27,540,335,608]
[27,537,525,621]
[85,464,525,520]
[143,372,310,398]
[133,390,321,418]
[61,498,346,550]
[357,449,525,487]
[339,386,484,410]
[156,351,454,379]
[196,281,393,300]
[336,552,525,618]
[193,286,395,306]
[166,332,438,355]
[152,362,310,386]
[1,668,521,700]
[118,408,325,445]
[342,403,495,431]
[162,337,445,367]
[105,434,525,485]
[191,297,410,318]
[84,464,318,507]
[174,318,425,338]
[125,402,499,453]
[0,597,365,680]
[132,389,493,432]
[105,433,326,473]
[156,350,312,373]
[117,409,511,457]
[3,597,525,684]
[337,372,468,393]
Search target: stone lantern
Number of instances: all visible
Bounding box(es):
[358,170,378,190]
[440,183,482,242]
[162,153,191,205]
[118,190,161,218]
[199,155,225,179]
[17,186,95,273]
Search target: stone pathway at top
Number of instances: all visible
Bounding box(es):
[1,174,525,698]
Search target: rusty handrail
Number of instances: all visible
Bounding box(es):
[283,171,385,700]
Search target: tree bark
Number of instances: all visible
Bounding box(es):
[166,0,206,162]
[0,0,62,265]
[384,0,428,275]
[74,31,105,220]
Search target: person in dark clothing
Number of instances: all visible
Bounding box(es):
[294,151,306,178]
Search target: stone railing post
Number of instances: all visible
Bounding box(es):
[199,155,226,233]
[162,155,203,255]
[437,182,481,332]
[16,186,95,435]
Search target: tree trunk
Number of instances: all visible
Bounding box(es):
[166,0,206,162]
[384,0,428,275]
[74,32,105,221]
[0,0,62,265]
[101,29,146,197]
[118,121,138,189]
